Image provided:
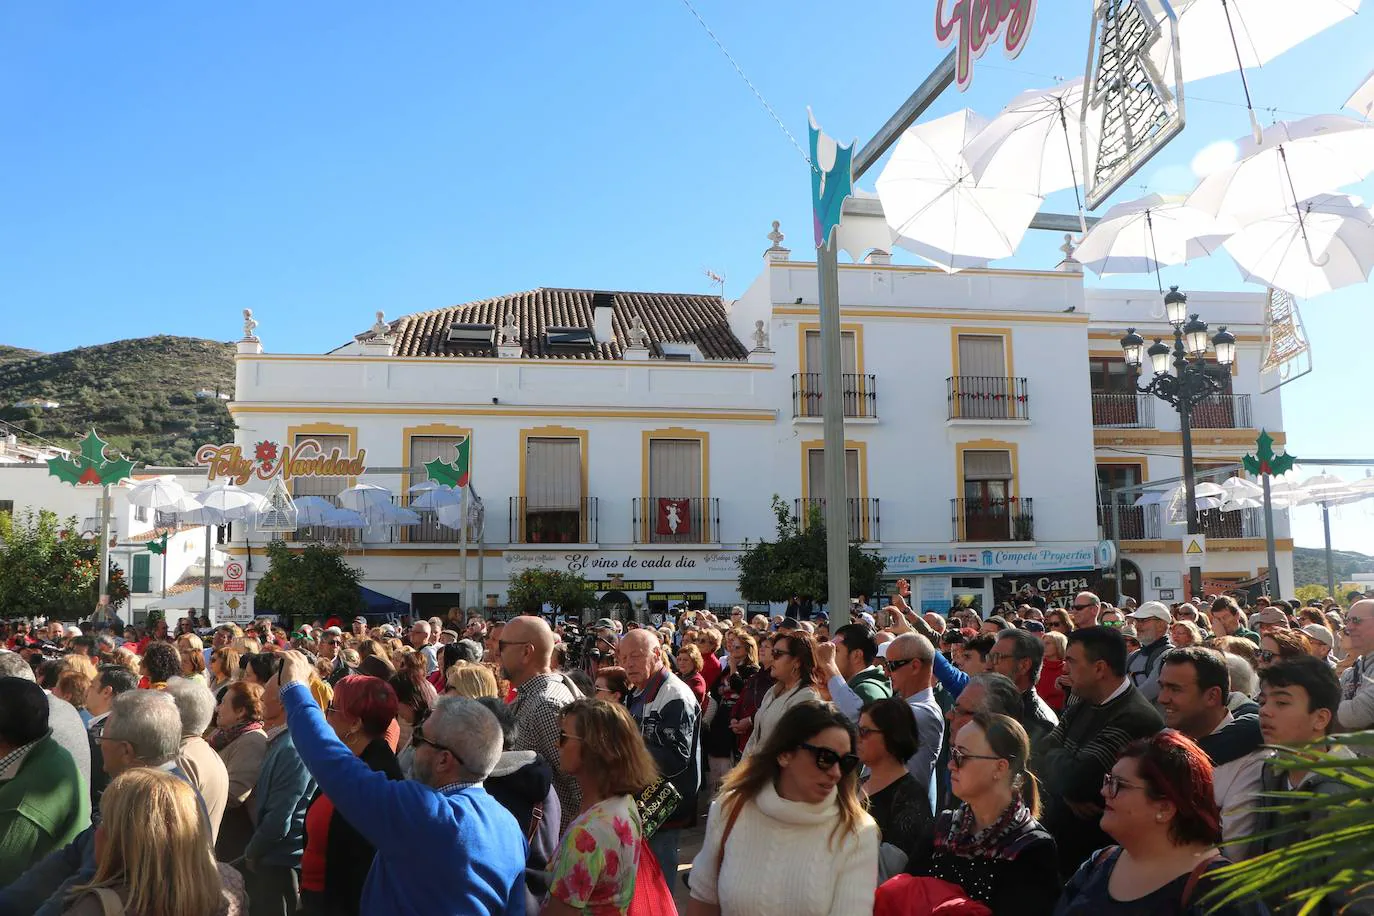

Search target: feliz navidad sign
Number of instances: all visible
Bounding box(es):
[196,439,366,485]
[935,0,1038,91]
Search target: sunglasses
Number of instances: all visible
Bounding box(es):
[1257,649,1276,662]
[798,742,860,776]
[1072,603,1095,610]
[886,657,917,672]
[411,728,468,769]
[949,747,1004,768]
[557,731,584,746]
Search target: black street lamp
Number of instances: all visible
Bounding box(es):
[1120,286,1237,600]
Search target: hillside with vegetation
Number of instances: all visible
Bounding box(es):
[1293,545,1374,589]
[0,336,236,466]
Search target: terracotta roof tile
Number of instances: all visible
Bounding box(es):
[382,288,748,361]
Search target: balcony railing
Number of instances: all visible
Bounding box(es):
[632,497,720,544]
[509,497,598,544]
[1092,392,1155,428]
[290,494,472,544]
[951,497,1035,542]
[1098,502,1162,541]
[947,376,1030,420]
[1198,506,1264,539]
[1191,393,1252,429]
[793,497,881,543]
[792,373,878,419]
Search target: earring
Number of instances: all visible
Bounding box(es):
[1155,813,1163,822]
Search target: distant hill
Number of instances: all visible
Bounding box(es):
[1293,545,1374,589]
[0,336,236,466]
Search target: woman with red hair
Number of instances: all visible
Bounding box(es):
[298,675,404,916]
[1053,730,1265,915]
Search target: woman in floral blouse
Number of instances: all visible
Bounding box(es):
[543,698,662,915]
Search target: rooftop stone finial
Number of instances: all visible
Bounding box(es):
[767,220,785,248]
[242,309,258,340]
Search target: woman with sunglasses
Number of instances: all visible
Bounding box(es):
[742,633,823,757]
[1044,610,1075,635]
[299,675,403,916]
[544,698,665,915]
[1257,628,1311,672]
[688,701,876,916]
[882,712,1058,916]
[1054,730,1265,916]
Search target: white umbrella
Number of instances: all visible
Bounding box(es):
[1133,491,1169,507]
[198,483,261,515]
[1075,193,1233,279]
[337,484,394,512]
[410,488,464,510]
[321,507,367,529]
[408,480,441,494]
[1301,472,1351,491]
[1194,481,1226,498]
[1188,116,1374,226]
[1220,476,1264,498]
[168,495,225,527]
[1296,487,1373,508]
[1155,0,1360,140]
[373,503,421,526]
[1224,194,1374,297]
[1346,68,1374,119]
[1219,496,1263,511]
[126,476,187,509]
[875,109,1044,272]
[292,496,337,527]
[961,79,1098,198]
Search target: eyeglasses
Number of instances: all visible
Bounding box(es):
[1257,649,1277,662]
[798,742,860,775]
[949,747,1004,768]
[1102,773,1147,798]
[771,650,791,659]
[557,731,584,746]
[856,726,882,739]
[497,640,533,652]
[411,728,468,769]
[886,657,917,672]
[1101,620,1122,628]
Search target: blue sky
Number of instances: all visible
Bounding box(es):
[2,1,1371,555]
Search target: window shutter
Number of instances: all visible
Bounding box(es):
[963,450,1012,481]
[291,435,350,498]
[649,440,701,498]
[526,439,582,509]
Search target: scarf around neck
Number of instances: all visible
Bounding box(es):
[209,719,263,752]
[939,800,1034,862]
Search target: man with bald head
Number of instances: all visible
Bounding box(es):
[1338,599,1374,734]
[498,615,582,830]
[620,627,700,891]
[1071,591,1102,629]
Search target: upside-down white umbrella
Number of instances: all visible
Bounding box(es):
[875,109,1044,272]
[1189,116,1374,226]
[1075,193,1233,282]
[1155,0,1360,140]
[126,476,187,509]
[1346,68,1374,119]
[961,79,1099,201]
[1224,194,1374,297]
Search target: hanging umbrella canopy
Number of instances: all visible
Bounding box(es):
[169,495,225,527]
[322,507,367,529]
[1076,193,1233,277]
[374,504,421,526]
[1189,115,1374,225]
[1220,476,1265,498]
[1157,0,1359,84]
[961,78,1099,198]
[875,109,1044,272]
[198,483,261,514]
[1134,491,1170,507]
[338,484,394,512]
[1296,486,1373,508]
[1224,193,1374,297]
[292,496,337,527]
[408,480,441,494]
[1301,472,1352,491]
[410,488,464,510]
[1219,495,1264,511]
[1193,481,1226,498]
[1347,68,1374,118]
[126,476,187,510]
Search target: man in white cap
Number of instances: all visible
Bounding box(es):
[1302,623,1336,666]
[1125,600,1173,704]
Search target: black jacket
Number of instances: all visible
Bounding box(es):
[1021,688,1059,750]
[302,738,403,916]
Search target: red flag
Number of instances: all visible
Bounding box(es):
[655,498,691,536]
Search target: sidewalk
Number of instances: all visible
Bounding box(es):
[670,821,707,914]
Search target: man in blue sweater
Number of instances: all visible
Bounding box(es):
[275,650,525,916]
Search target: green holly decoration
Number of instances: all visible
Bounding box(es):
[147,533,169,555]
[1243,430,1296,477]
[46,431,136,487]
[423,437,470,488]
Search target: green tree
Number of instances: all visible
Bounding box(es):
[1295,583,1361,605]
[736,497,886,607]
[253,540,365,625]
[505,567,597,618]
[0,509,102,619]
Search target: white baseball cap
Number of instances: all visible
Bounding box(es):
[1128,601,1171,623]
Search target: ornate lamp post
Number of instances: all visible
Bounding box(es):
[1120,287,1237,600]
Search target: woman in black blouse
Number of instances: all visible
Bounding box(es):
[887,711,1060,916]
[859,697,934,877]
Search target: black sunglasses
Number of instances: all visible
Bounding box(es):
[411,728,468,769]
[798,742,860,775]
[886,657,917,672]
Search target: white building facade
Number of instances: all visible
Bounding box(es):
[217,218,1293,622]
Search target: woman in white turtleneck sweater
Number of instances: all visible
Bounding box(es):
[687,701,880,916]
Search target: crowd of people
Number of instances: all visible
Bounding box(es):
[0,584,1370,915]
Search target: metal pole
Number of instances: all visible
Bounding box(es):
[1112,499,1124,604]
[161,544,168,600]
[98,484,111,610]
[1261,474,1278,598]
[459,485,469,612]
[476,511,485,618]
[852,51,956,177]
[1323,502,1335,598]
[817,232,851,628]
[203,523,212,621]
[1179,397,1204,601]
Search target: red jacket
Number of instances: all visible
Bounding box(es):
[1036,659,1067,712]
[875,875,992,916]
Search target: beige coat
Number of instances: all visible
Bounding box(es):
[216,729,268,812]
[177,735,229,841]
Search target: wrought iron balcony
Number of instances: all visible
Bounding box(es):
[951,497,1034,543]
[1198,506,1264,539]
[1098,502,1162,541]
[1191,393,1253,429]
[632,497,720,544]
[947,376,1030,421]
[1091,392,1155,428]
[792,373,878,419]
[793,497,881,543]
[509,497,598,544]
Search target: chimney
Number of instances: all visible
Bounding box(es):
[591,292,615,343]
